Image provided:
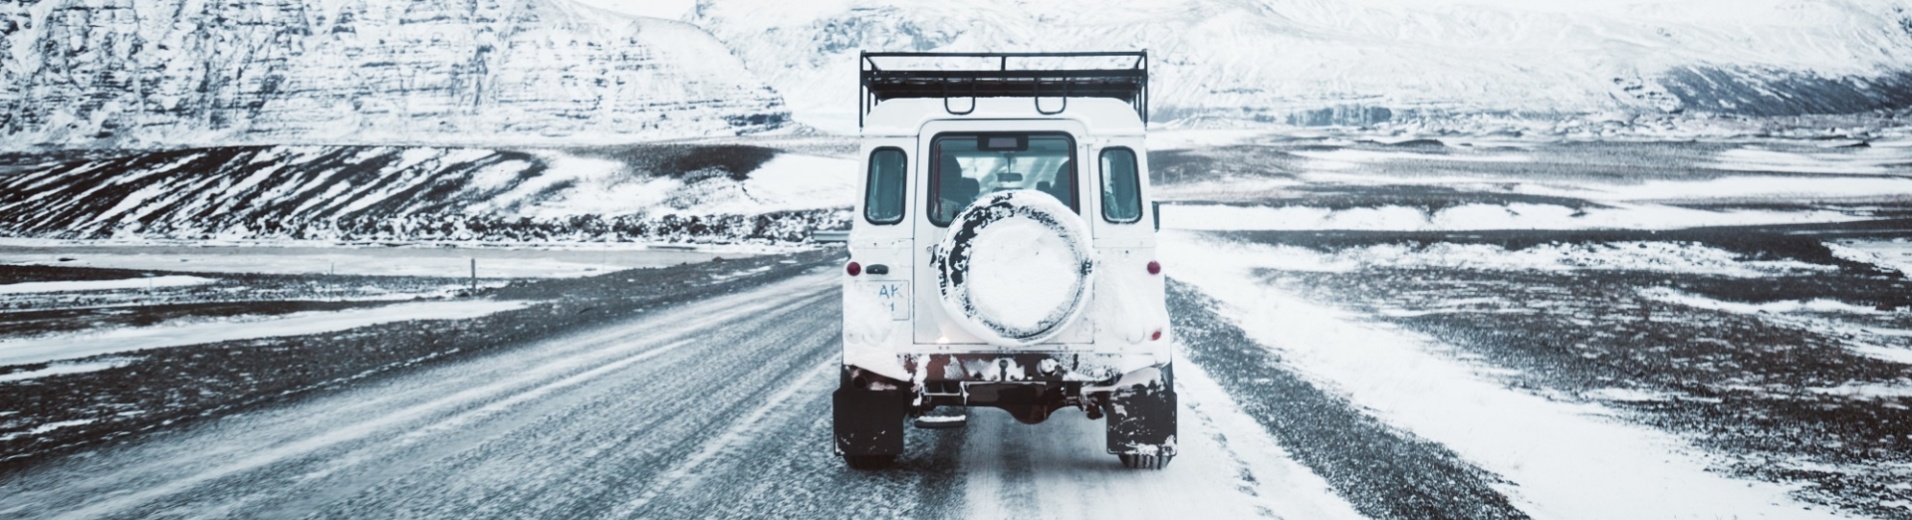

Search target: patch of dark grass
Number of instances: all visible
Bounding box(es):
[579,144,779,181]
[0,265,165,285]
[1149,145,1303,187]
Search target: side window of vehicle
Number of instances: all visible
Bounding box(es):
[864,148,906,225]
[1099,147,1143,223]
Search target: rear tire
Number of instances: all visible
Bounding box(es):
[844,454,896,470]
[1119,454,1172,470]
[834,384,908,466]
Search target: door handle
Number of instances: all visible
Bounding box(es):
[866,264,891,275]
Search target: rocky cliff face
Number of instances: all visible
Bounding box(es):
[687,0,1912,128]
[0,0,789,150]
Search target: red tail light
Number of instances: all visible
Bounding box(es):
[1151,329,1163,341]
[846,261,862,276]
[1146,261,1162,275]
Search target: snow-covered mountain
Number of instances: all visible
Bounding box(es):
[1,0,789,151]
[687,0,1912,129]
[6,0,1909,150]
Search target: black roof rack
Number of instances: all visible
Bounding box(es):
[859,51,1149,128]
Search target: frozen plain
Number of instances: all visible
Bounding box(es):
[0,133,1909,519]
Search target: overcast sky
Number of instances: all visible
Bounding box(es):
[567,0,696,20]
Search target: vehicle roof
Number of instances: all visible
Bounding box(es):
[861,98,1145,138]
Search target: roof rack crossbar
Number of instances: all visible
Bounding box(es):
[858,51,1148,128]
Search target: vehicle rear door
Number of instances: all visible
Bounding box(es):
[912,119,1095,347]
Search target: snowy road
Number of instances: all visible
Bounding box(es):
[0,268,1364,519]
[0,246,1879,518]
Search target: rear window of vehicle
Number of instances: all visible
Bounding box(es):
[1100,147,1142,223]
[928,133,1077,226]
[865,148,906,225]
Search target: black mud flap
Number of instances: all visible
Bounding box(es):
[834,388,910,457]
[1105,365,1178,456]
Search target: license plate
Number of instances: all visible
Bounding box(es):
[862,281,910,320]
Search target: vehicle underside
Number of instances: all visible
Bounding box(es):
[835,355,1177,470]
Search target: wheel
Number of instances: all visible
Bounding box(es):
[844,454,896,470]
[834,386,907,467]
[1119,454,1172,470]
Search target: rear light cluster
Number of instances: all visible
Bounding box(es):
[846,261,862,276]
[1148,261,1164,341]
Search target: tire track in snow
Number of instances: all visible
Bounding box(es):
[956,353,1365,520]
[614,342,841,514]
[618,356,971,519]
[300,296,843,519]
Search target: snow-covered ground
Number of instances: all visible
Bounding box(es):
[0,243,742,278]
[1166,240,1833,278]
[0,299,529,368]
[1162,232,1846,519]
[1153,132,1912,233]
[1834,239,1912,277]
[0,276,213,295]
[1163,202,1868,232]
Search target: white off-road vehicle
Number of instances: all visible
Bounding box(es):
[836,51,1175,470]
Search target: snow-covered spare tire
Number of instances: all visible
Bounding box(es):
[936,190,1095,346]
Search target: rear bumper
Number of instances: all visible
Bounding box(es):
[902,352,1162,383]
[843,353,1170,425]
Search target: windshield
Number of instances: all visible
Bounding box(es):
[928,133,1077,226]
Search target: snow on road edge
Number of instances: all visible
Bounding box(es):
[0,276,213,295]
[0,300,531,367]
[1162,203,1866,232]
[1170,352,1367,520]
[1159,232,1849,520]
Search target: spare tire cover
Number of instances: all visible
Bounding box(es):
[936,190,1095,346]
